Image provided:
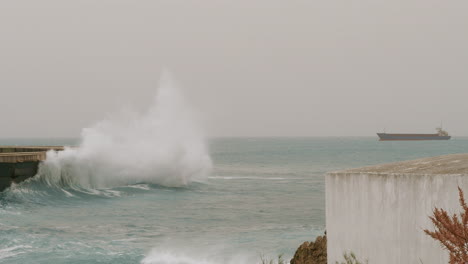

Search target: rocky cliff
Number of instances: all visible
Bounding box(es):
[290,233,327,264]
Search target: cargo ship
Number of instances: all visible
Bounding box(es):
[377,127,451,141]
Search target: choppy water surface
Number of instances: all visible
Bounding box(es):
[1,137,468,263]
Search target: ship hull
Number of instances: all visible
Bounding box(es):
[377,133,451,141]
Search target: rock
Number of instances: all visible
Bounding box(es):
[290,233,327,264]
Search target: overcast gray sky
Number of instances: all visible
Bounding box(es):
[1,0,467,137]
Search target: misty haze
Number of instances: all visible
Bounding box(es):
[0,1,467,264]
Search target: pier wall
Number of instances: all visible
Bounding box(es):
[0,146,65,191]
[0,162,40,190]
[326,155,468,264]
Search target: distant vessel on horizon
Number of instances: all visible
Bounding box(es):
[377,127,451,141]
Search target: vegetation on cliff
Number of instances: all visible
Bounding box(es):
[335,252,367,264]
[260,254,286,264]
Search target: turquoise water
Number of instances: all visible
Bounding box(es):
[1,137,468,263]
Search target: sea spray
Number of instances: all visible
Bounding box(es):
[37,71,212,189]
[140,250,256,264]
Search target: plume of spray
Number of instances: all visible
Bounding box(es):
[38,70,212,189]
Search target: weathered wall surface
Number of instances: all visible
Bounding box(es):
[326,169,468,264]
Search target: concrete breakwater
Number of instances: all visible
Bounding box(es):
[0,146,64,191]
[326,153,468,264]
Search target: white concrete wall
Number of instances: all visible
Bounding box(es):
[326,172,468,264]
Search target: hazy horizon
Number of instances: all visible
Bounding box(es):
[1,0,467,138]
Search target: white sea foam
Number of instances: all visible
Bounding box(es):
[141,251,214,264]
[37,70,212,189]
[208,176,292,180]
[140,250,256,264]
[0,245,32,260]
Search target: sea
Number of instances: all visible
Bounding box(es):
[1,137,467,264]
